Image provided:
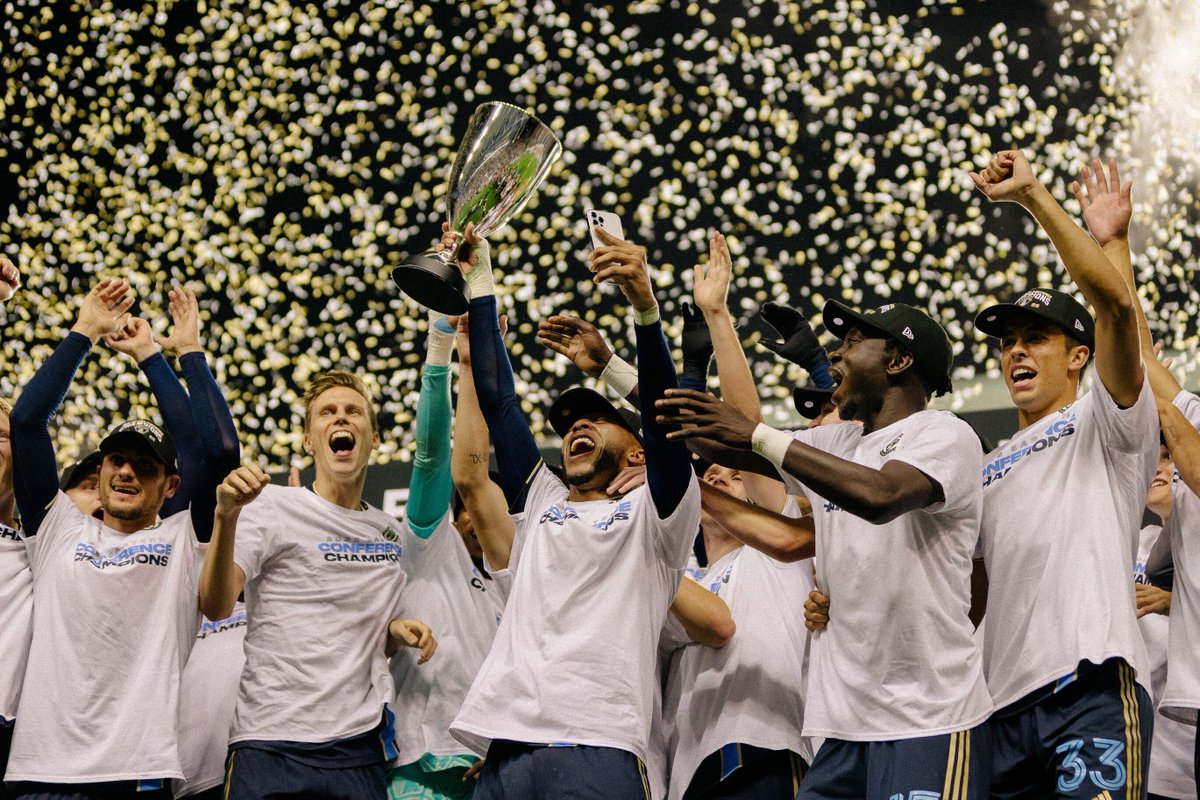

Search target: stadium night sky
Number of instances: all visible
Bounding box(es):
[3,0,1198,464]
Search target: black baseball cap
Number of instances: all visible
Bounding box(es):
[548,387,643,445]
[974,288,1096,352]
[822,299,953,396]
[792,386,835,420]
[99,420,179,474]
[59,450,103,491]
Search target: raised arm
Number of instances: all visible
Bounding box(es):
[536,314,639,404]
[104,316,198,518]
[11,279,134,535]
[452,315,516,571]
[1071,157,1181,401]
[590,227,692,517]
[971,150,1141,406]
[405,314,455,537]
[199,463,270,621]
[699,481,815,562]
[458,225,542,507]
[159,287,240,541]
[694,231,788,511]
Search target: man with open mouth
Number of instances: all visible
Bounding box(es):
[447,223,700,800]
[6,278,239,799]
[199,366,435,800]
[657,297,992,799]
[969,150,1157,797]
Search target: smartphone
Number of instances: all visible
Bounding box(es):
[586,208,624,249]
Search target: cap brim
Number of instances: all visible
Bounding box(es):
[792,386,834,420]
[99,431,176,473]
[549,387,642,443]
[822,299,891,342]
[59,451,104,491]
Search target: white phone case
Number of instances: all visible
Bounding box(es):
[586,208,625,249]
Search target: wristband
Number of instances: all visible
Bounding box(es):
[633,304,661,326]
[600,354,639,399]
[464,262,495,299]
[426,327,455,366]
[751,423,794,470]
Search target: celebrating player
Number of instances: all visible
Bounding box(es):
[447,223,700,799]
[6,278,239,797]
[199,368,435,800]
[969,150,1157,797]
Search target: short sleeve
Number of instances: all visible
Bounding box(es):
[503,465,562,575]
[782,423,863,499]
[646,475,702,569]
[887,414,983,516]
[1172,390,1200,430]
[22,491,85,570]
[231,495,272,582]
[1087,372,1157,455]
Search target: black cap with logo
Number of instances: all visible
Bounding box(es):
[974,288,1095,352]
[548,387,643,445]
[99,420,179,474]
[59,450,104,491]
[822,299,953,397]
[792,386,834,420]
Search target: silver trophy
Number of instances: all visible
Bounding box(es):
[392,102,563,314]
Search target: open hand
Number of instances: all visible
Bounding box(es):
[155,286,202,356]
[655,388,757,448]
[536,314,615,378]
[1135,583,1170,617]
[1071,157,1132,246]
[72,278,135,343]
[606,464,647,495]
[692,230,732,315]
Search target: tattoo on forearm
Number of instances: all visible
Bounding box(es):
[470,453,486,464]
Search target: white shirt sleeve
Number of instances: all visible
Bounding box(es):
[1087,371,1157,455]
[887,416,983,516]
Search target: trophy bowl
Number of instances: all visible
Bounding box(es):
[392,102,564,314]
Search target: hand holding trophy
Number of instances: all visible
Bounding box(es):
[392,102,563,314]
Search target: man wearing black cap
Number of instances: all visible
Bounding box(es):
[59,451,103,519]
[7,278,239,799]
[447,224,699,800]
[969,150,1157,798]
[658,298,992,798]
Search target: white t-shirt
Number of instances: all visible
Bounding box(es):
[7,494,202,782]
[662,545,814,799]
[450,465,701,765]
[1161,390,1200,726]
[0,521,31,723]
[979,379,1157,709]
[174,602,247,797]
[784,410,992,740]
[231,485,407,744]
[391,511,504,765]
[1134,526,1198,798]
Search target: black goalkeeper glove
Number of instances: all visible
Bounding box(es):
[758,301,827,368]
[679,301,713,386]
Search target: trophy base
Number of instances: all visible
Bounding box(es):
[391,251,470,315]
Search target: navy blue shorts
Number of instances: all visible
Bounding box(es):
[990,658,1152,799]
[9,783,171,800]
[797,723,989,800]
[682,744,807,800]
[224,747,388,800]
[473,740,651,800]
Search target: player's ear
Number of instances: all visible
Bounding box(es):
[625,447,645,467]
[1067,344,1089,373]
[302,432,314,455]
[886,349,915,379]
[163,474,182,498]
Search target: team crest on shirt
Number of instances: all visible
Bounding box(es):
[879,432,904,457]
[538,504,580,526]
[380,526,399,542]
[592,500,632,531]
